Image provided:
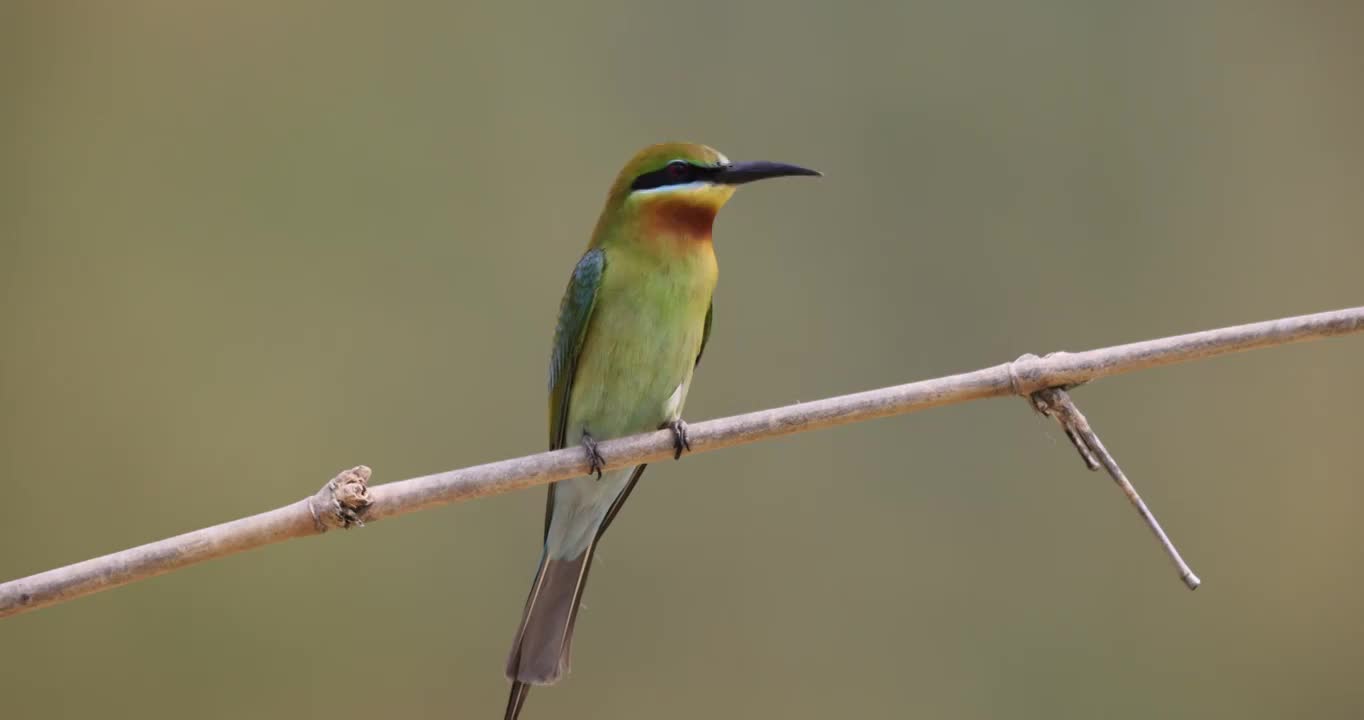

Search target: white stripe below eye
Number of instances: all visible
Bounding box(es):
[631,181,712,196]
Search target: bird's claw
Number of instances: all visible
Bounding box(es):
[581,433,605,480]
[665,419,691,460]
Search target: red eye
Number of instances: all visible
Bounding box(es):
[666,161,690,179]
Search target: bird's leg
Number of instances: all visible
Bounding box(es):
[581,431,605,480]
[663,419,691,460]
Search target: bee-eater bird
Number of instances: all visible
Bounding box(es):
[503,142,819,719]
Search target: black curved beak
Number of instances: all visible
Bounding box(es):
[713,160,822,185]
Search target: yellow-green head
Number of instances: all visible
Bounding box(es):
[592,142,820,245]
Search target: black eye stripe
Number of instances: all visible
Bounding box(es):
[630,161,720,191]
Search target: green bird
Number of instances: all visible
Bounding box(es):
[503,142,819,719]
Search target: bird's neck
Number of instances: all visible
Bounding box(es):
[642,197,719,240]
[594,198,719,260]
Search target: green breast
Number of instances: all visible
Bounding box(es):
[565,243,716,441]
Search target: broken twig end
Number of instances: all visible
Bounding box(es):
[310,465,374,530]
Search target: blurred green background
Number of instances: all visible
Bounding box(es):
[3,2,1363,718]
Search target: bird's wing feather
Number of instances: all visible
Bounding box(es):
[548,247,606,450]
[544,247,606,538]
[695,301,713,368]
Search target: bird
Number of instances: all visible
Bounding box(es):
[503,142,820,719]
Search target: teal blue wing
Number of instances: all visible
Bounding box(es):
[548,247,606,451]
[545,248,605,539]
[695,301,713,368]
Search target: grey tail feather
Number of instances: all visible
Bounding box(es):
[504,543,597,687]
[504,681,531,720]
[502,464,647,719]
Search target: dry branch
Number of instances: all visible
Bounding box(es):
[1030,387,1201,590]
[1,306,1361,619]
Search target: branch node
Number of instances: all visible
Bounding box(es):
[1027,387,1200,590]
[1009,352,1085,397]
[1007,353,1039,396]
[310,465,373,531]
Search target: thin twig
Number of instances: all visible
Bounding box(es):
[1030,387,1201,590]
[1,306,1359,618]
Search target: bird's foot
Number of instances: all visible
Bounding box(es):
[581,432,605,480]
[664,418,691,460]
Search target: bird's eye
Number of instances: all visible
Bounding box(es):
[666,161,691,180]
